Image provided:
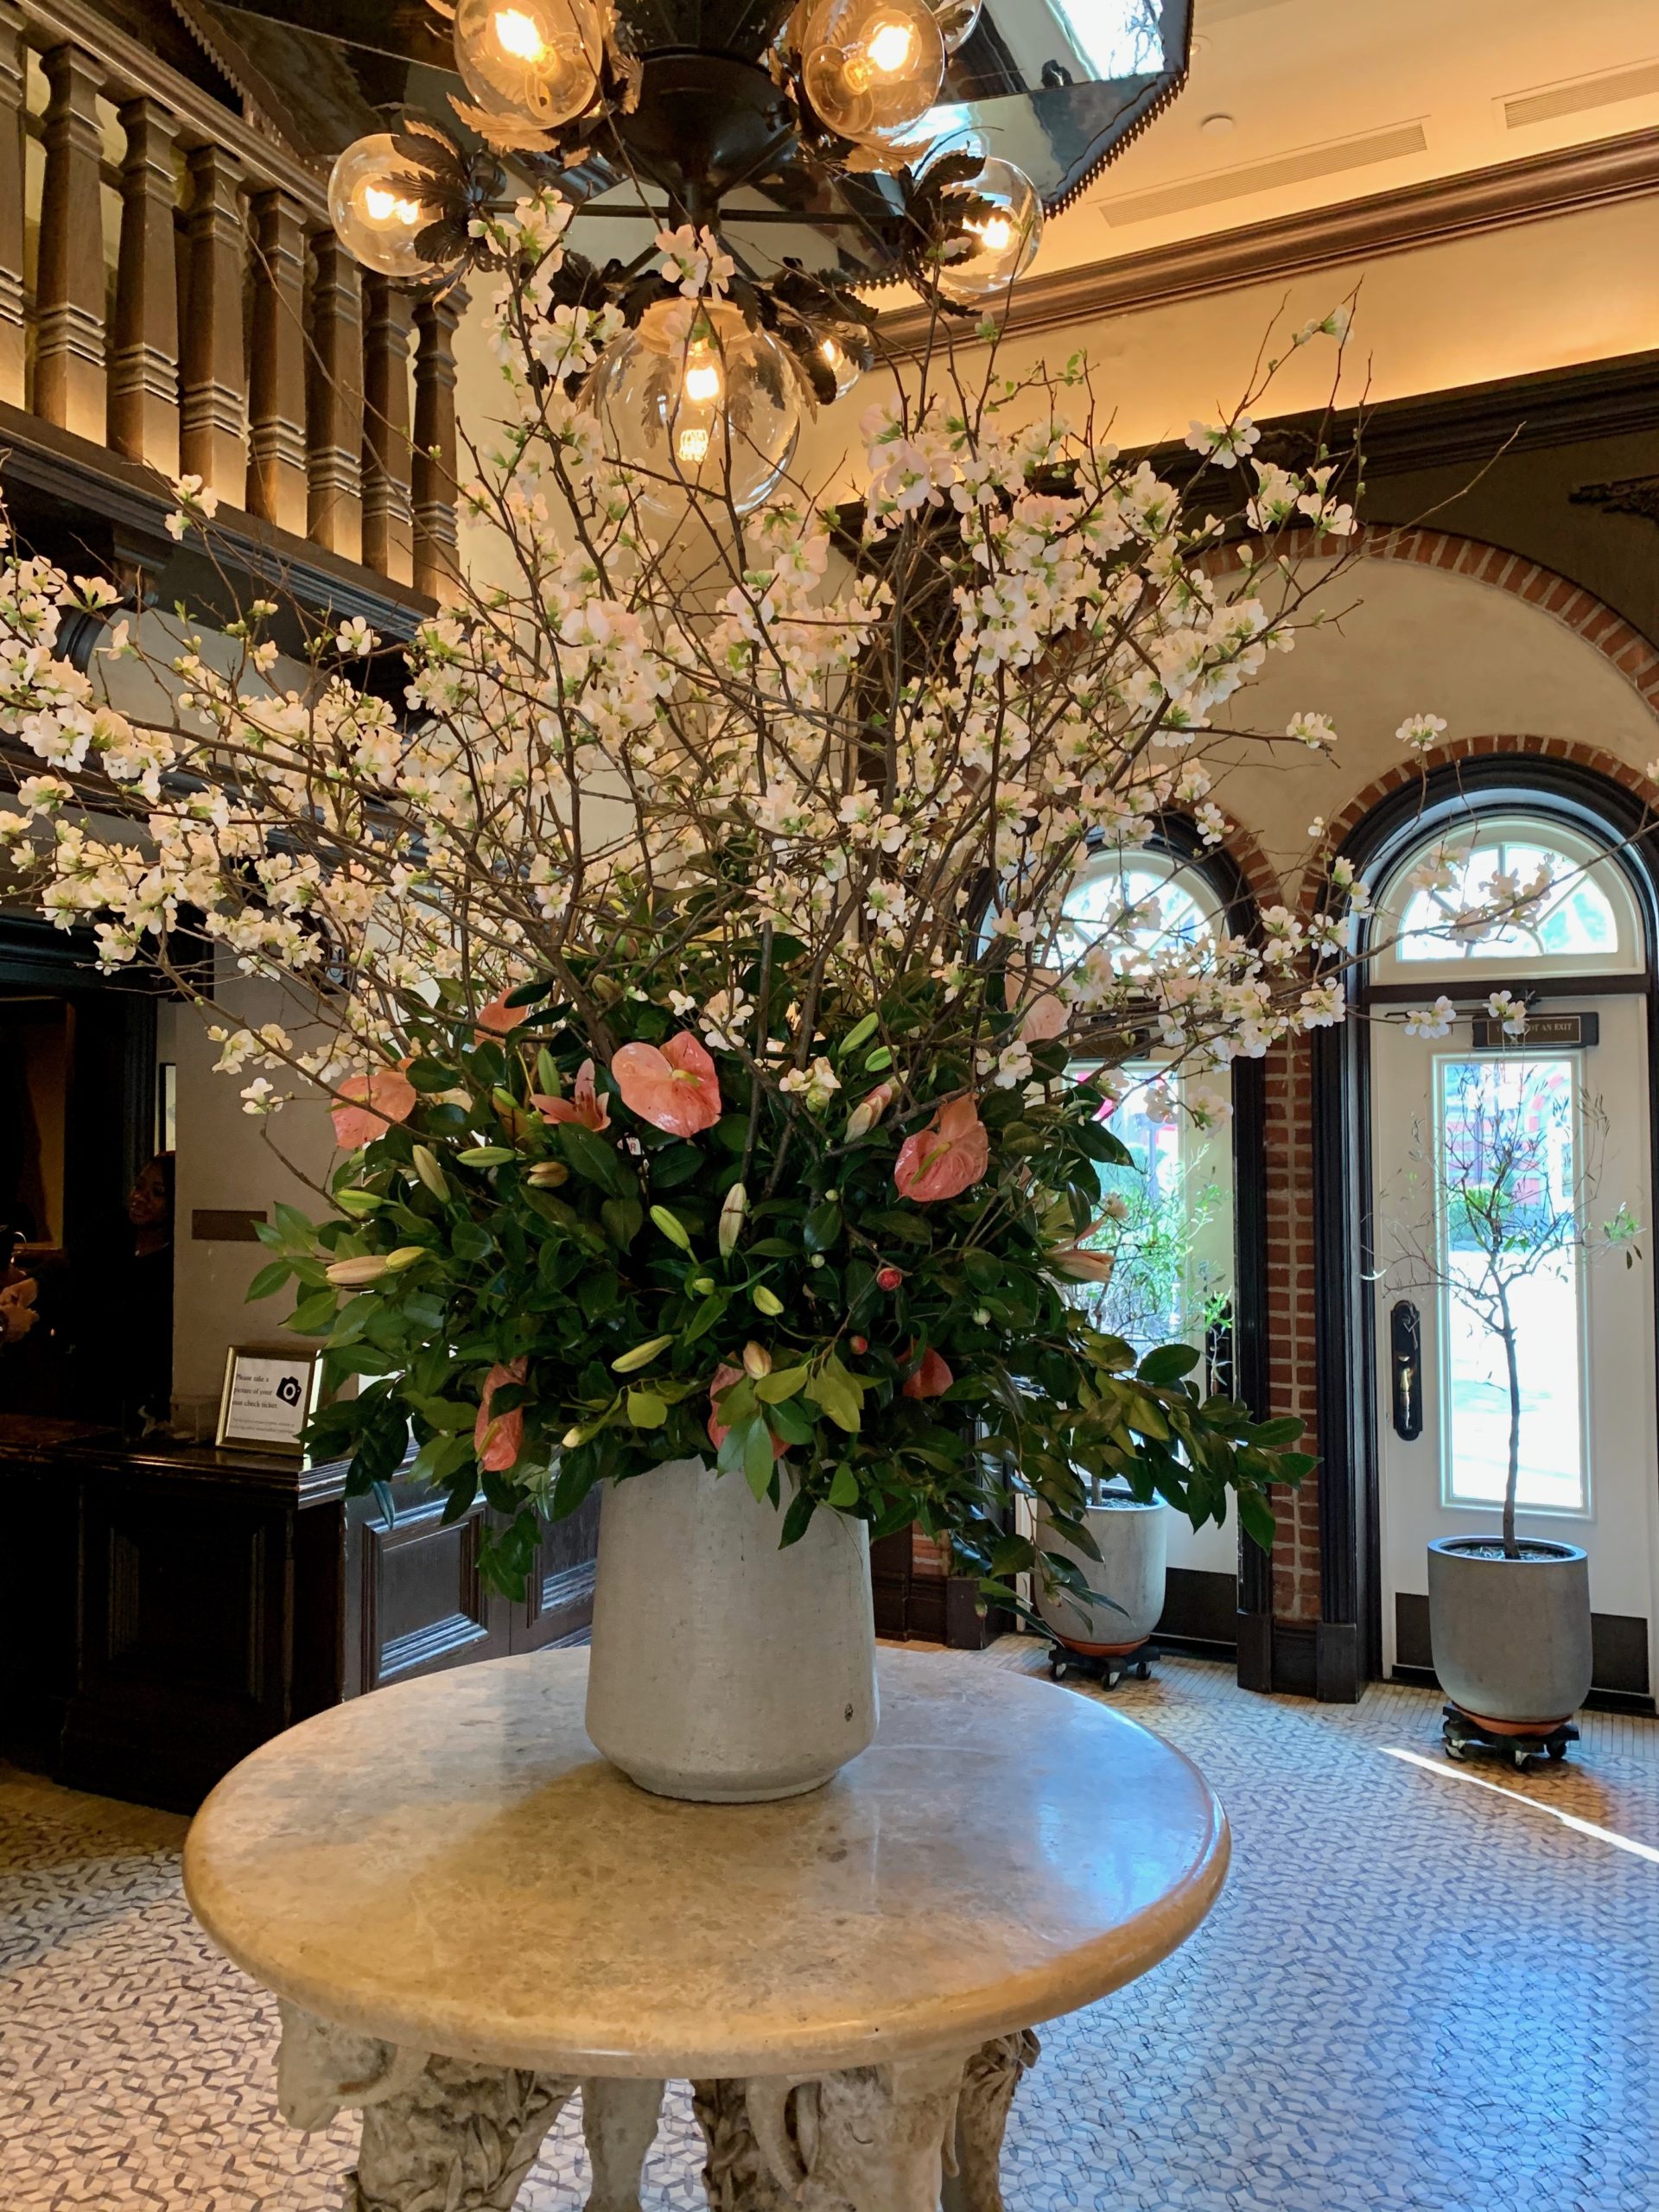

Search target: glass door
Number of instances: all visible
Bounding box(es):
[1371,998,1658,1695]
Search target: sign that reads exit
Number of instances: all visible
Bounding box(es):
[1470,1011,1599,1050]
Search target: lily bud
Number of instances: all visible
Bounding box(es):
[325,1254,391,1287]
[845,1081,895,1142]
[384,1245,428,1272]
[742,1340,772,1378]
[718,1181,747,1257]
[411,1144,449,1201]
[526,1159,569,1186]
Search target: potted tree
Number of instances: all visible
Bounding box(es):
[1385,1047,1640,1757]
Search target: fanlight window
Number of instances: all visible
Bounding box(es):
[1057,851,1220,969]
[1375,817,1640,980]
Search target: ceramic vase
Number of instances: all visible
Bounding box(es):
[584,1456,878,1802]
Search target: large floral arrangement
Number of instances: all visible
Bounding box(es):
[0,196,1435,1600]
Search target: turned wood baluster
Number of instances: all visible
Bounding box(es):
[361,275,414,584]
[412,287,463,600]
[247,188,308,533]
[110,98,181,474]
[35,42,107,439]
[0,3,25,407]
[180,142,246,499]
[307,232,365,562]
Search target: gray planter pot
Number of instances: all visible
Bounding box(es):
[1427,1535,1592,1728]
[585,1458,877,1802]
[1035,1490,1168,1652]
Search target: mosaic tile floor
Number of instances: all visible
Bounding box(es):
[3,1648,1657,2212]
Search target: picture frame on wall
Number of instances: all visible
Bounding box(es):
[215,1343,325,1458]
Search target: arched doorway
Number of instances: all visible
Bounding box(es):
[1319,760,1659,1708]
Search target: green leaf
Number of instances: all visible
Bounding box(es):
[601,1197,644,1249]
[556,1122,630,1195]
[288,1287,339,1334]
[828,1462,860,1509]
[650,1205,693,1251]
[413,1396,478,1432]
[780,1486,817,1547]
[1248,1414,1306,1448]
[245,1260,292,1303]
[1238,1489,1277,1552]
[1138,1343,1201,1386]
[626,1389,667,1427]
[743,1417,775,1498]
[755,1363,810,1403]
[504,976,553,1007]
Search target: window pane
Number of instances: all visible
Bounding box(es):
[1394,836,1623,963]
[1436,1055,1586,1513]
[1071,1072,1230,1356]
[1058,859,1215,968]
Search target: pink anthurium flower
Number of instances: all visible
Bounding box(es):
[531,1058,611,1131]
[901,1344,954,1400]
[1048,1243,1117,1284]
[893,1095,989,1203]
[331,1065,417,1149]
[707,1362,787,1458]
[474,1356,528,1473]
[474,992,531,1043]
[613,1032,722,1137]
[1018,989,1067,1044]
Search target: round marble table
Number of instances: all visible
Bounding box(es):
[184,1649,1227,2212]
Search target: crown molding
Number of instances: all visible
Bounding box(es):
[877,125,1659,356]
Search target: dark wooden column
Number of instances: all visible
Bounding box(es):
[35,43,107,440]
[307,232,364,561]
[180,143,247,499]
[247,188,308,533]
[110,97,181,474]
[0,3,25,408]
[412,286,463,599]
[361,275,414,582]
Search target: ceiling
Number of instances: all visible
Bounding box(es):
[1032,0,1659,278]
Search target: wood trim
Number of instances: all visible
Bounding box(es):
[0,398,435,629]
[877,125,1659,354]
[17,0,327,208]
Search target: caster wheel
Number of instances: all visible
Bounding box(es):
[1548,1741,1567,1763]
[1512,1747,1535,1773]
[1105,1666,1123,1690]
[1443,1735,1469,1762]
[1134,1661,1152,1681]
[1049,1658,1067,1682]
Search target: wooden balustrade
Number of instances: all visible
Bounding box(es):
[0,0,464,613]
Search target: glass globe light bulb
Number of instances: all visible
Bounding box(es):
[931,156,1043,308]
[590,303,800,518]
[800,0,944,144]
[327,135,454,281]
[928,0,982,53]
[817,326,864,400]
[453,0,604,130]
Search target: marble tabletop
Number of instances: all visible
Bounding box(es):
[183,1649,1228,2079]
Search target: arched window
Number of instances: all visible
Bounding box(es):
[1057,847,1223,970]
[1372,814,1642,982]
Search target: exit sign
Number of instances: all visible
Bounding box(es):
[1470,1011,1599,1049]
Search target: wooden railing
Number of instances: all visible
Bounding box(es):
[0,0,461,604]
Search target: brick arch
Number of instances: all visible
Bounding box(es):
[1356,527,1659,716]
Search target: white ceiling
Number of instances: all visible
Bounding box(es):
[1034,0,1659,276]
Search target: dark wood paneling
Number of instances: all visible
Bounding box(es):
[512,1491,600,1651]
[348,1478,509,1695]
[1158,1567,1238,1650]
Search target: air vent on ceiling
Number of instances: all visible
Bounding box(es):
[1503,58,1659,130]
[1099,121,1428,227]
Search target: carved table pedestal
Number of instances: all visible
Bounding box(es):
[184,1649,1227,2212]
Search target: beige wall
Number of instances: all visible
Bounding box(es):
[162,982,335,1427]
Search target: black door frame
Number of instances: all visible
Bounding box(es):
[1312,757,1659,1700]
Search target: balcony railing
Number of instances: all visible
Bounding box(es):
[0,0,461,607]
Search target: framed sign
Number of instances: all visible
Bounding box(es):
[216,1343,325,1457]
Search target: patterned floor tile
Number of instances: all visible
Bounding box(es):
[3,1650,1657,2211]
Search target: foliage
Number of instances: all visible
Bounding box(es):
[0,202,1485,1600]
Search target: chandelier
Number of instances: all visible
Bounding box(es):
[323,1,1192,509]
